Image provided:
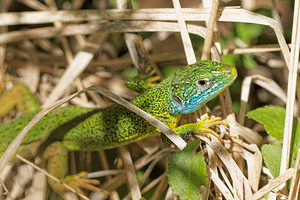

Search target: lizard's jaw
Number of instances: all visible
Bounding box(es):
[227,65,237,86]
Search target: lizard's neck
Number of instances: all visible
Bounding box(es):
[131,80,180,128]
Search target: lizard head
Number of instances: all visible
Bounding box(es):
[169,60,237,115]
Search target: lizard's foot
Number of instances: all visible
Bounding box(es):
[194,115,228,141]
[54,171,109,197]
[146,75,160,87]
[44,142,109,198]
[141,68,160,87]
[125,69,160,93]
[174,115,228,142]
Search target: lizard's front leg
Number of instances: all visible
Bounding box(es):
[173,116,228,141]
[43,142,107,198]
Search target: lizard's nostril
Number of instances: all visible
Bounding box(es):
[226,71,231,76]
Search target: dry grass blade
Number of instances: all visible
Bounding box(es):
[0,177,9,197]
[239,144,262,192]
[280,0,300,180]
[172,0,196,64]
[229,120,263,147]
[239,75,287,125]
[209,169,234,200]
[140,173,166,195]
[44,0,74,65]
[4,44,289,72]
[3,164,35,199]
[42,33,107,107]
[0,162,13,183]
[86,169,123,179]
[222,44,291,55]
[118,146,141,200]
[201,0,219,60]
[206,146,220,199]
[17,0,48,11]
[0,8,289,64]
[25,172,47,200]
[0,21,207,45]
[200,136,252,199]
[0,0,10,71]
[251,168,294,200]
[0,7,283,26]
[118,1,146,196]
[138,155,162,188]
[148,174,168,200]
[101,150,171,192]
[97,150,112,181]
[124,33,147,71]
[288,148,300,200]
[120,0,154,76]
[218,162,234,195]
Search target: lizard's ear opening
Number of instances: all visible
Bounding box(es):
[172,95,183,106]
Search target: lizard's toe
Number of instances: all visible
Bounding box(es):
[195,116,228,141]
[58,171,109,198]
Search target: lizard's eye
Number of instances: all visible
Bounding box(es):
[172,95,183,106]
[198,80,207,86]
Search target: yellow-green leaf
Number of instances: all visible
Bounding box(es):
[167,140,208,200]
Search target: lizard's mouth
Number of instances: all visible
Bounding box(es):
[224,66,237,88]
[228,66,237,84]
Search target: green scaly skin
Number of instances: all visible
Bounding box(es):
[0,60,237,197]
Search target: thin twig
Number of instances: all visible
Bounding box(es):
[172,0,196,64]
[280,0,300,184]
[201,0,219,60]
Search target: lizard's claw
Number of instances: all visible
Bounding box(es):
[173,116,228,142]
[144,68,160,87]
[62,171,109,196]
[194,116,228,141]
[146,75,160,87]
[125,68,160,93]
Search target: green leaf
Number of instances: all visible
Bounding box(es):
[242,54,257,69]
[247,105,300,159]
[261,144,282,177]
[160,66,181,78]
[235,22,266,44]
[221,54,240,67]
[167,140,208,200]
[246,105,285,141]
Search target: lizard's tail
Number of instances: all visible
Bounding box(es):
[0,106,98,158]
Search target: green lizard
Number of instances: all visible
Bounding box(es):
[0,60,237,198]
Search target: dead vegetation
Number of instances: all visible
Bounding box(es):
[0,0,299,199]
